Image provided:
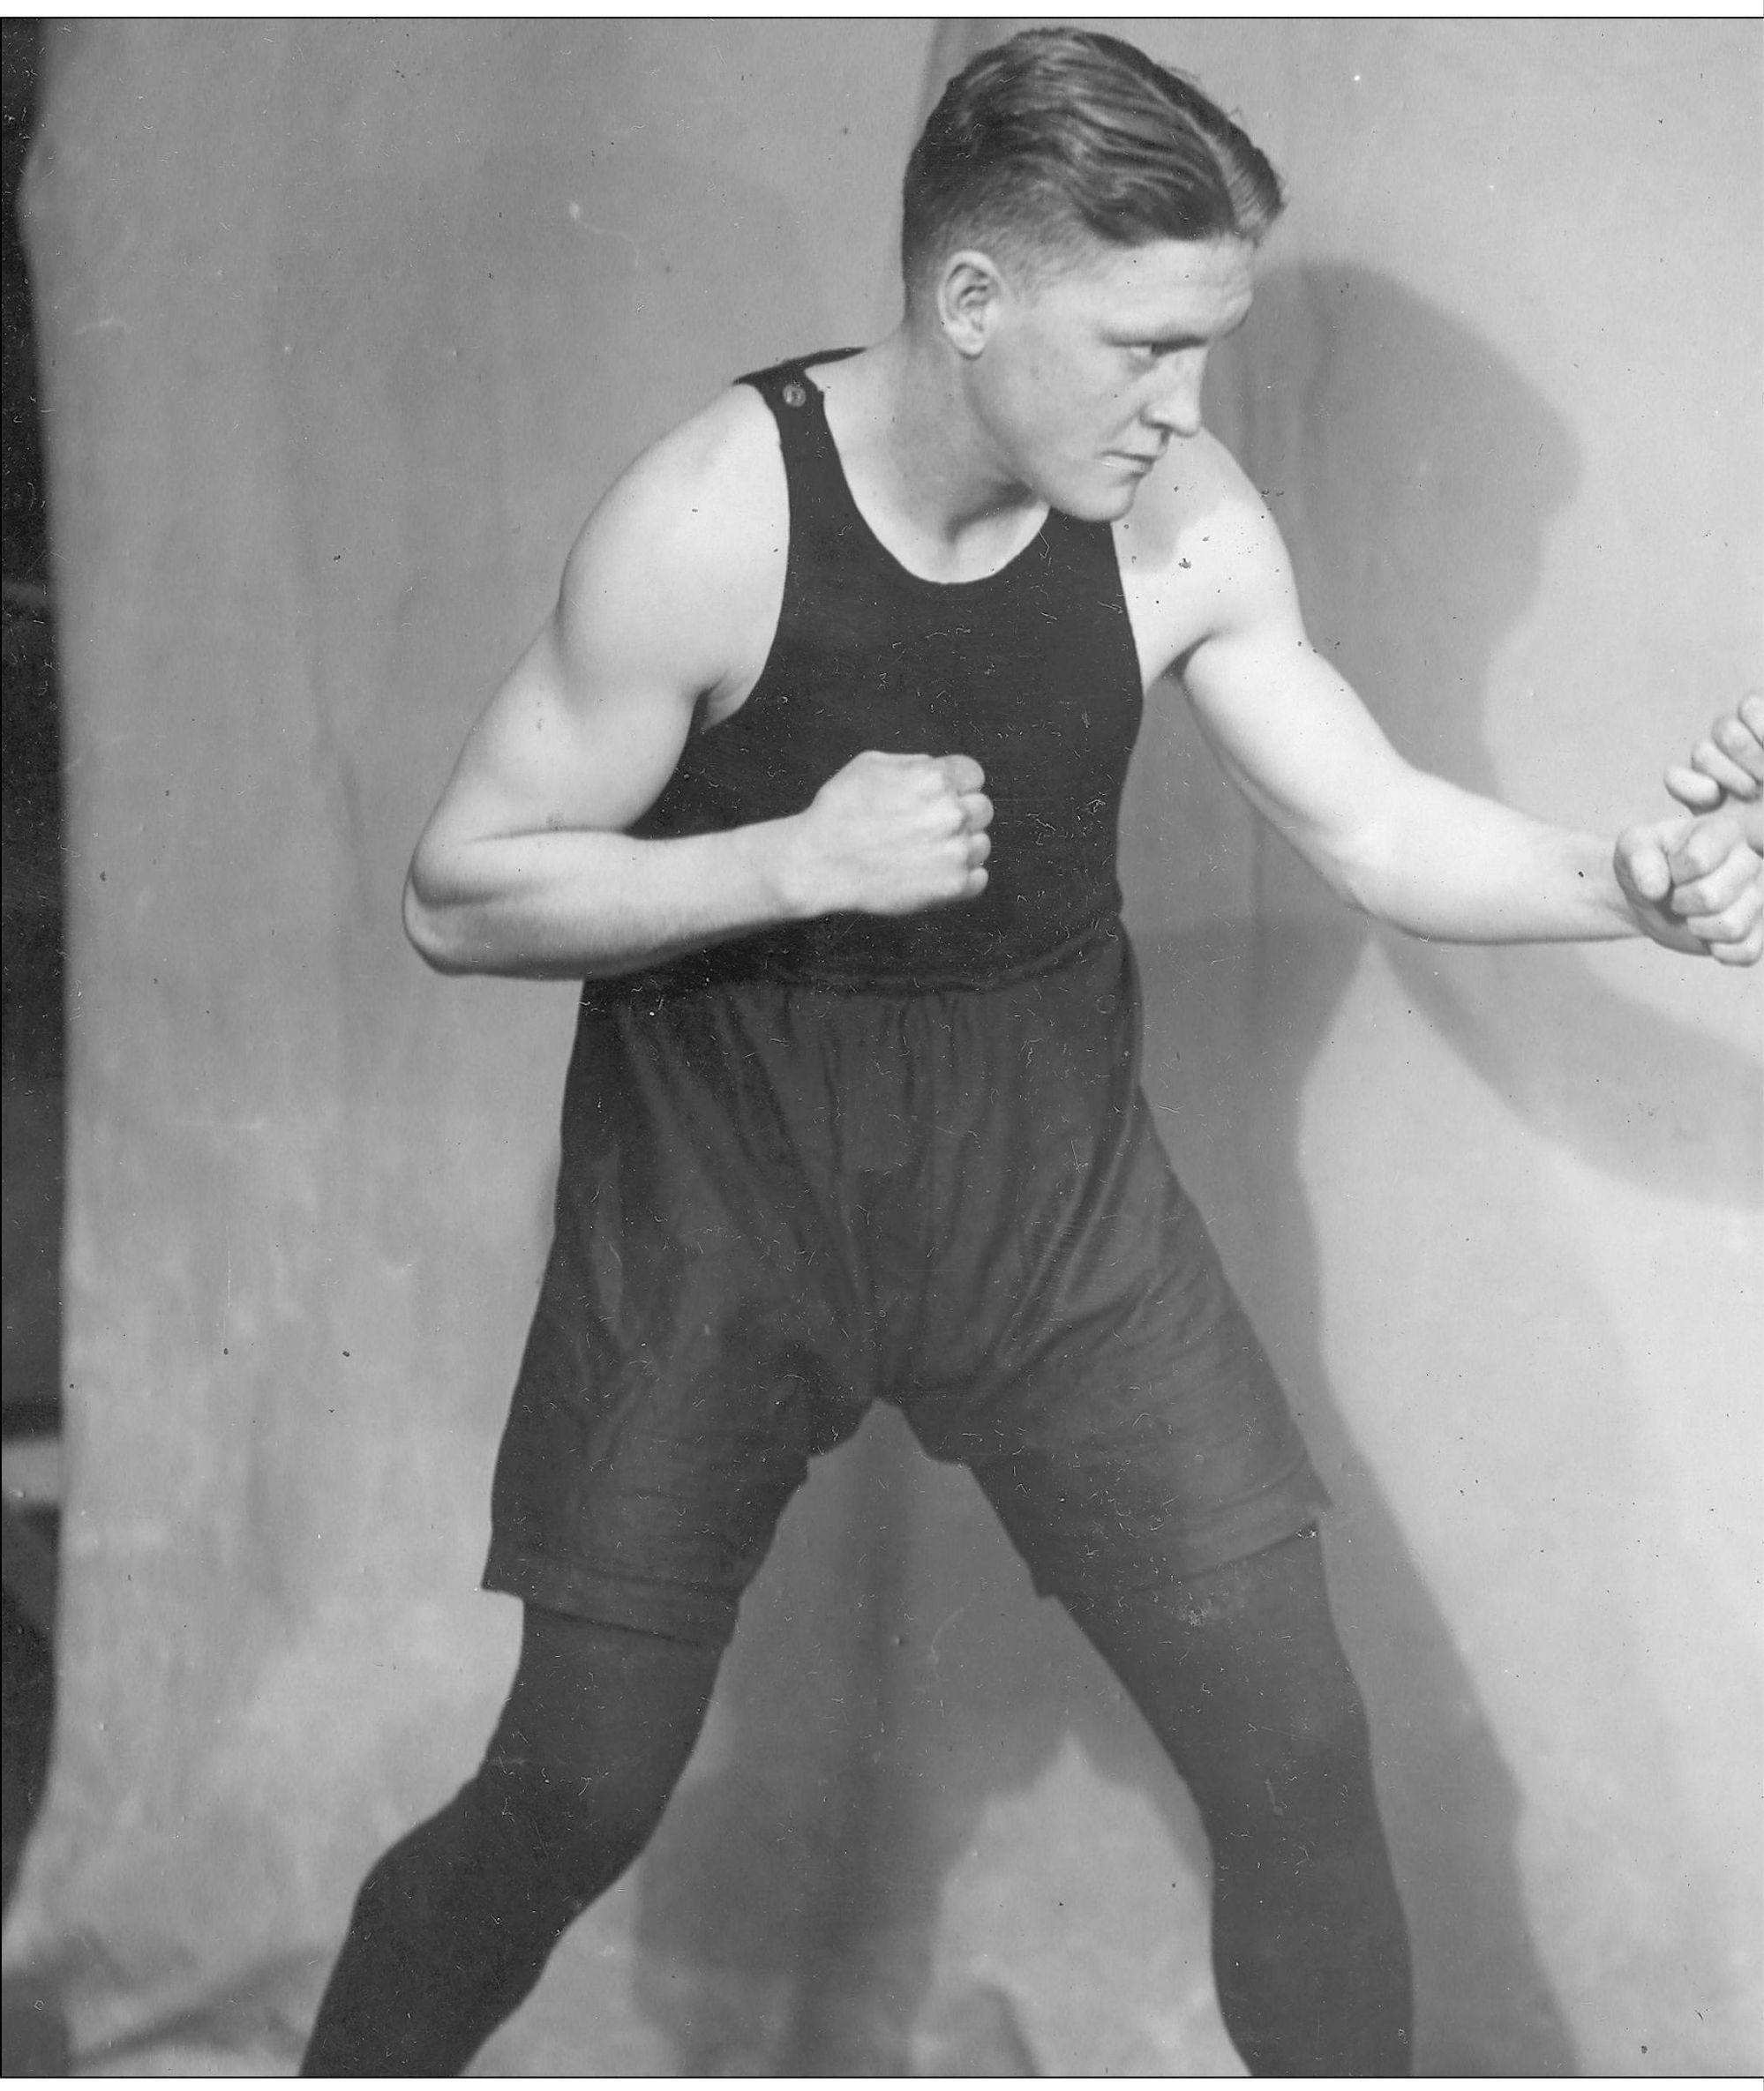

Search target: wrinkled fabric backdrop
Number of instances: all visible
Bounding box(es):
[4,16,1760,2075]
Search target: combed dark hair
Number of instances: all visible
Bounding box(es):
[902,29,1284,301]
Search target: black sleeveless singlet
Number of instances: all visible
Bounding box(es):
[486,356,1332,1640]
[625,349,1146,994]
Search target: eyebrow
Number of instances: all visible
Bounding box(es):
[1109,306,1253,353]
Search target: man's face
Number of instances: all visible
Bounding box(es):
[966,234,1257,520]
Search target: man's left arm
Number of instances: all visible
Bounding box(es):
[1175,492,1762,964]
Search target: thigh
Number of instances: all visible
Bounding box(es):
[957,1159,1330,1608]
[1056,1529,1377,1819]
[483,987,876,1649]
[904,937,1328,1599]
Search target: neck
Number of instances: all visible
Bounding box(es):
[822,323,1047,574]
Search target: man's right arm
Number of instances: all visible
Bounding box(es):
[404,395,990,980]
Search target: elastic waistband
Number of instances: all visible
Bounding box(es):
[584,915,1128,1008]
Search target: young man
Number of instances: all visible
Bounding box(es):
[304,30,1761,2078]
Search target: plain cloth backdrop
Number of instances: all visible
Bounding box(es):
[3,16,1760,2075]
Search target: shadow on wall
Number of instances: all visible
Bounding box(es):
[1135,263,1759,2071]
[1227,263,1760,1204]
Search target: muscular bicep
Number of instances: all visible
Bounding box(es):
[1176,499,1415,881]
[423,598,697,859]
[411,396,781,903]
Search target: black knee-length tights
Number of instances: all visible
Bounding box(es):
[302,1530,1410,2076]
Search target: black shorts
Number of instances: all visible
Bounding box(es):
[483,926,1327,1647]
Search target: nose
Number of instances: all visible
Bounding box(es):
[1145,350,1207,440]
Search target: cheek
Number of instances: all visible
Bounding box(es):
[1042,360,1126,440]
[1085,356,1146,424]
[998,341,1131,461]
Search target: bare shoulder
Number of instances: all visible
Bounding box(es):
[555,383,788,713]
[1115,430,1302,679]
[608,382,781,525]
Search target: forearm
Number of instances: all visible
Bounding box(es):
[404,819,809,979]
[1177,529,1759,960]
[1328,773,1634,944]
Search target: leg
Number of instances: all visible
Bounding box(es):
[303,1607,721,2075]
[1061,1531,1412,2076]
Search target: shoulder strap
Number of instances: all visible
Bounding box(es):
[736,348,864,527]
[735,347,861,397]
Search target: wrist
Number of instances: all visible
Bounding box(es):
[735,814,822,926]
[1593,836,1648,938]
[1561,829,1643,940]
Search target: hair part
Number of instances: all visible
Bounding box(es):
[902,29,1284,308]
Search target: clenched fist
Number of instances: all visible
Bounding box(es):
[787,750,993,917]
[1614,806,1764,966]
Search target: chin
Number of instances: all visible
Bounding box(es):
[1058,481,1141,524]
[1025,446,1147,522]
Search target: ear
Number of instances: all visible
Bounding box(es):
[935,250,1006,360]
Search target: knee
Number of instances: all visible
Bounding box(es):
[470,1752,672,1905]
[1200,1675,1381,1844]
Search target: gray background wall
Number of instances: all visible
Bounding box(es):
[2,17,1759,2074]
